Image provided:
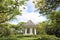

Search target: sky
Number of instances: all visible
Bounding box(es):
[10,0,47,24]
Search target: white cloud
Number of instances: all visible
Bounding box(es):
[9,0,47,24]
[16,12,46,24]
[10,12,46,24]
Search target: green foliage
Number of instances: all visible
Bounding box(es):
[35,0,60,14]
[35,0,60,38]
[0,23,11,37]
[17,22,25,29]
[0,0,27,37]
[36,21,47,35]
[0,22,25,37]
[0,37,17,40]
[44,11,60,37]
[37,35,58,40]
[0,0,26,24]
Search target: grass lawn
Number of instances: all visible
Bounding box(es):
[17,35,60,40]
[0,35,60,40]
[17,37,37,40]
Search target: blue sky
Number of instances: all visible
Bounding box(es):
[10,0,47,24]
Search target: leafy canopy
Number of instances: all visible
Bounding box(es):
[35,0,60,37]
[0,0,26,24]
[35,0,60,15]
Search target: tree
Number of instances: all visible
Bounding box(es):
[0,0,26,37]
[44,11,60,37]
[10,22,25,30]
[35,0,60,15]
[17,22,25,30]
[0,23,11,37]
[36,21,47,35]
[0,0,26,24]
[35,0,60,37]
[9,22,25,34]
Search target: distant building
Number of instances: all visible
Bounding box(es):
[23,20,36,35]
[10,20,37,35]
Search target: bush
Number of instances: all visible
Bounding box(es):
[0,37,18,40]
[37,35,59,40]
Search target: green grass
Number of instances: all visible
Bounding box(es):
[18,37,37,40]
[0,35,60,40]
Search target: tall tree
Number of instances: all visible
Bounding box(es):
[36,21,47,35]
[17,22,25,30]
[35,0,60,15]
[0,0,26,24]
[35,0,60,37]
[0,23,11,37]
[0,0,26,37]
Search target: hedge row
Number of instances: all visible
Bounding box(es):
[0,38,17,40]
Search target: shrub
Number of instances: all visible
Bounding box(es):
[0,36,18,40]
[37,35,59,40]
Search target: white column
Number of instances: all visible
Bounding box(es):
[30,28,33,34]
[24,28,27,35]
[34,28,36,35]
